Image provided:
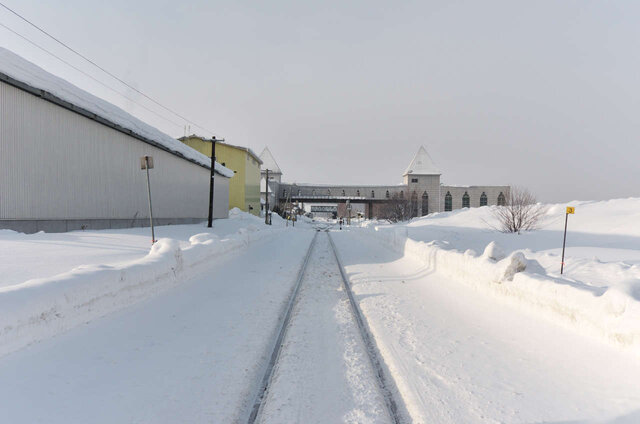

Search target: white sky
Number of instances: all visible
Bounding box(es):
[1,1,638,202]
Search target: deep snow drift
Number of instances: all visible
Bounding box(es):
[0,209,308,358]
[359,198,640,353]
[332,231,640,424]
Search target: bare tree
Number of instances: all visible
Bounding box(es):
[491,187,547,233]
[379,193,414,223]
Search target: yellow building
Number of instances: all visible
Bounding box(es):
[179,135,262,216]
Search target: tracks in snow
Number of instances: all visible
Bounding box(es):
[247,230,405,424]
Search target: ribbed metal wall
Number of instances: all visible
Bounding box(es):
[0,81,229,221]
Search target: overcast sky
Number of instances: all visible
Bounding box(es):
[1,1,638,202]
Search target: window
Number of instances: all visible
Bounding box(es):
[480,192,487,206]
[327,189,331,195]
[371,190,375,198]
[411,192,418,217]
[497,192,506,206]
[411,178,418,183]
[357,189,360,196]
[298,189,301,196]
[445,191,452,211]
[283,190,287,198]
[421,191,428,216]
[312,189,315,196]
[462,192,470,208]
[386,190,390,199]
[342,189,346,196]
[400,191,404,199]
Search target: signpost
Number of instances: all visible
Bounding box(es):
[140,156,155,244]
[560,206,575,274]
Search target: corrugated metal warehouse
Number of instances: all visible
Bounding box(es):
[0,48,232,233]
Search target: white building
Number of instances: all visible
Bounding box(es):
[0,48,233,233]
[264,146,509,219]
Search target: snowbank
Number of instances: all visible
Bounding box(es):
[358,225,640,354]
[0,225,284,358]
[0,48,233,177]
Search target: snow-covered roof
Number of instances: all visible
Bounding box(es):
[179,135,262,164]
[259,147,282,174]
[0,48,234,178]
[403,146,441,176]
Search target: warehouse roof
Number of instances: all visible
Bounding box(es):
[0,48,233,178]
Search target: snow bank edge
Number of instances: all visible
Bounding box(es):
[0,227,284,358]
[360,227,640,354]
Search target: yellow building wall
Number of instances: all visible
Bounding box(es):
[244,153,261,216]
[180,137,260,216]
[216,144,246,211]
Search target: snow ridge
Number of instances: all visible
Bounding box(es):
[358,226,640,354]
[0,225,283,358]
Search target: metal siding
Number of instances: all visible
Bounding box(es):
[0,81,229,220]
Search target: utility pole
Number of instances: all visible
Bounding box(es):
[264,169,270,225]
[208,136,223,228]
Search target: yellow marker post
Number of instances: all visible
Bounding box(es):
[561,206,575,274]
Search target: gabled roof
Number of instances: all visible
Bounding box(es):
[259,147,282,174]
[0,48,234,178]
[179,135,263,164]
[403,146,441,176]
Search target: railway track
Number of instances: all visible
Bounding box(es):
[246,229,403,424]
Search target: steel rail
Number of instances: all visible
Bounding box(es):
[327,232,404,424]
[246,230,319,424]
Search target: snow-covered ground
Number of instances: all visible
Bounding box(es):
[332,231,640,423]
[0,208,303,288]
[258,233,389,423]
[0,230,316,423]
[1,200,639,423]
[359,198,640,353]
[0,209,313,358]
[378,198,640,292]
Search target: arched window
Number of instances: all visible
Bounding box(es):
[400,191,404,199]
[311,189,315,196]
[355,189,360,196]
[342,189,346,196]
[421,191,428,216]
[371,190,375,198]
[462,192,470,208]
[298,189,301,196]
[480,192,487,206]
[411,191,418,217]
[445,191,452,211]
[385,190,390,199]
[497,192,506,206]
[327,189,331,195]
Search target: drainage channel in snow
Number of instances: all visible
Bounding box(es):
[255,232,392,424]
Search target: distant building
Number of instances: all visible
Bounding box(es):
[0,48,232,233]
[310,205,338,219]
[179,136,262,216]
[262,146,509,219]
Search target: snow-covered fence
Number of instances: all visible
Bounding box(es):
[359,226,640,354]
[0,226,283,358]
